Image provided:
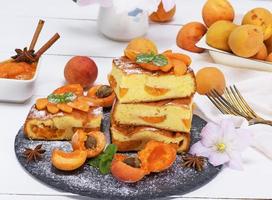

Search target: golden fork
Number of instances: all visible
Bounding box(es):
[206,85,272,126]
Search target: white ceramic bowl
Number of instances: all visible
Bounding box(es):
[0,57,41,103]
[196,35,272,72]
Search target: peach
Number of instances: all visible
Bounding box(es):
[149,1,176,22]
[64,56,98,88]
[251,43,268,60]
[176,22,207,53]
[202,0,235,27]
[51,149,87,171]
[110,154,146,183]
[196,67,226,95]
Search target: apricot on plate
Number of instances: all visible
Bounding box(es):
[64,56,98,89]
[196,67,226,95]
[124,38,158,61]
[138,140,176,173]
[51,149,87,171]
[71,130,106,158]
[202,0,235,27]
[265,35,272,54]
[176,22,207,53]
[110,154,147,183]
[87,85,116,107]
[251,43,268,60]
[266,53,272,62]
[149,1,176,23]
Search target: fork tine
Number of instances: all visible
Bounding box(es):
[229,85,256,119]
[209,90,241,116]
[206,94,227,114]
[224,87,244,113]
[233,85,259,118]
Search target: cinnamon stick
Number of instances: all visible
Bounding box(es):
[29,19,45,51]
[35,33,60,60]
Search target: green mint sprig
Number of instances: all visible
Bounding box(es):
[136,53,168,66]
[88,144,117,175]
[47,92,76,104]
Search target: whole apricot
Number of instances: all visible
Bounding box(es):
[196,67,226,95]
[266,53,272,62]
[265,35,272,54]
[242,8,272,40]
[64,56,98,88]
[150,1,176,22]
[202,0,235,27]
[124,38,158,61]
[251,43,268,60]
[206,20,237,52]
[176,22,207,53]
[228,25,264,58]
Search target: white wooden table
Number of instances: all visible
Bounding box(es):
[1,0,272,199]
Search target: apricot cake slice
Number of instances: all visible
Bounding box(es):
[112,97,193,133]
[108,57,196,103]
[24,84,103,140]
[110,121,190,153]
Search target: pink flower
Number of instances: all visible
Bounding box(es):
[190,119,252,170]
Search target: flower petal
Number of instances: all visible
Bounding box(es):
[227,151,243,170]
[190,141,211,157]
[208,151,229,166]
[201,122,223,147]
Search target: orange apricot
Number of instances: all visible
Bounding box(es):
[119,87,128,98]
[150,1,176,22]
[266,53,272,62]
[108,75,117,89]
[176,22,207,53]
[172,59,187,76]
[46,103,59,114]
[139,115,166,123]
[196,67,226,95]
[71,130,106,158]
[111,154,147,183]
[87,85,116,107]
[67,100,89,112]
[51,149,87,171]
[252,43,268,60]
[144,85,169,96]
[53,84,83,96]
[36,98,48,110]
[163,51,192,66]
[138,62,161,71]
[124,38,158,61]
[57,103,73,113]
[138,140,177,173]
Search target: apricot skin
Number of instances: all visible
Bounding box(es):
[149,2,176,22]
[176,22,207,53]
[266,53,272,62]
[64,56,98,88]
[196,67,226,95]
[51,149,87,171]
[252,43,268,61]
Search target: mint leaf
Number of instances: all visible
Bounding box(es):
[88,144,117,174]
[135,53,168,67]
[47,92,76,104]
[152,54,168,66]
[136,53,155,64]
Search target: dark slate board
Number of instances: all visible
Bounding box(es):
[14,110,221,200]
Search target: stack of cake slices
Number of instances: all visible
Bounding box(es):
[109,57,196,153]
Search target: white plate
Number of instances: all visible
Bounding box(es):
[196,34,272,72]
[0,54,41,103]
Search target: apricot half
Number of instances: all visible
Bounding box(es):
[111,154,147,183]
[149,1,176,23]
[87,85,115,107]
[53,84,83,96]
[51,149,87,171]
[138,140,176,173]
[71,130,106,158]
[251,43,268,61]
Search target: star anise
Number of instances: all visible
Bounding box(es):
[11,47,36,64]
[23,144,46,163]
[182,154,205,172]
